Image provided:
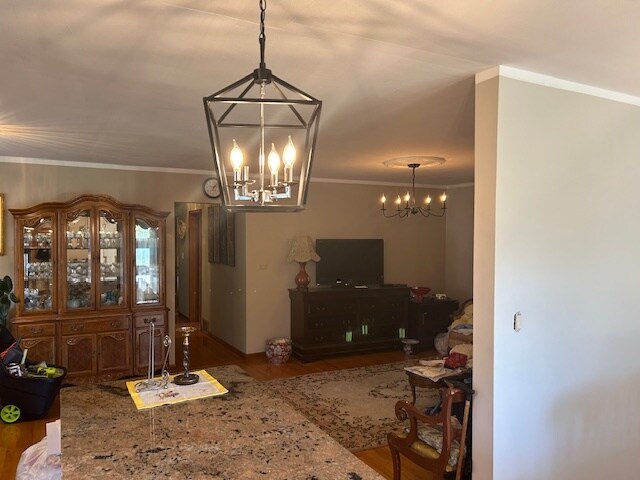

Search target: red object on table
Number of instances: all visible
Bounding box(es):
[444,352,468,369]
[410,286,431,303]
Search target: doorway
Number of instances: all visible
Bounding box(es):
[175,203,210,330]
[188,209,202,328]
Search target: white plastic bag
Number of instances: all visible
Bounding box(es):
[16,436,62,480]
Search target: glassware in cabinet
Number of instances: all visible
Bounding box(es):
[134,218,160,305]
[21,215,55,313]
[65,209,92,309]
[99,210,125,307]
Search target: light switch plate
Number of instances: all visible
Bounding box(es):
[513,311,522,332]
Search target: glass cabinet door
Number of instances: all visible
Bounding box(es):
[66,210,92,309]
[22,216,55,313]
[98,210,125,307]
[135,218,160,305]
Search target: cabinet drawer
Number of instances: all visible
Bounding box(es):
[16,322,56,338]
[306,316,352,331]
[62,317,130,335]
[363,312,403,326]
[309,330,352,345]
[306,300,355,318]
[359,296,406,314]
[367,323,402,339]
[134,313,165,328]
[98,317,130,331]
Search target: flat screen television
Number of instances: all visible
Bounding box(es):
[315,239,384,286]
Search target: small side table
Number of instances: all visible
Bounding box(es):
[405,368,471,405]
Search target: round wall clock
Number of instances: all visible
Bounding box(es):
[203,177,221,199]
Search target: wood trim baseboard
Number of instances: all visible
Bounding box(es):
[200,330,264,360]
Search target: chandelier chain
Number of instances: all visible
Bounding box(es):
[259,0,267,68]
[411,165,417,205]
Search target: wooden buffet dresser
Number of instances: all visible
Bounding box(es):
[9,194,169,382]
[289,285,409,362]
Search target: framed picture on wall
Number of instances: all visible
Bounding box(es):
[208,206,235,266]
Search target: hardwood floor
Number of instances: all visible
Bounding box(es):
[1,327,434,479]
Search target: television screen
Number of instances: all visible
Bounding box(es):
[315,239,384,286]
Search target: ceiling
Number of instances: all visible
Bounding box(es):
[1,1,640,187]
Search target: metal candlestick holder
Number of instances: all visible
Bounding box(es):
[173,326,199,385]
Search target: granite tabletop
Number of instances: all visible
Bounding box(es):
[61,365,384,479]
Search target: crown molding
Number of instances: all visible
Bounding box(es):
[476,66,640,107]
[311,177,473,190]
[0,156,210,175]
[0,156,474,189]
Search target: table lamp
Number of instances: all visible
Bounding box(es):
[287,236,320,289]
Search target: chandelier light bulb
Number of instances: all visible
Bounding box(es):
[268,143,281,174]
[440,192,447,203]
[282,136,296,168]
[395,195,402,205]
[404,192,410,203]
[425,195,432,205]
[230,139,244,170]
[380,194,386,204]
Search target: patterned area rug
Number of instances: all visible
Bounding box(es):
[264,361,440,451]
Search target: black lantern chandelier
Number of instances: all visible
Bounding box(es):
[203,0,322,212]
[380,158,448,218]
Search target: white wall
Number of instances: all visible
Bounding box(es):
[209,213,247,350]
[445,185,474,302]
[473,76,498,479]
[474,71,640,479]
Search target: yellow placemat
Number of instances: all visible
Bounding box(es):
[126,370,228,410]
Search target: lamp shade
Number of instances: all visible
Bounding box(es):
[287,236,320,263]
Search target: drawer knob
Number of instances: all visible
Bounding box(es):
[30,327,44,335]
[111,320,122,328]
[70,324,83,333]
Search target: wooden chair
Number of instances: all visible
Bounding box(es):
[387,386,471,480]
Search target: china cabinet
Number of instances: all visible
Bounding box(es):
[10,195,169,381]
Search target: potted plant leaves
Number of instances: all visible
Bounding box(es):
[0,275,20,330]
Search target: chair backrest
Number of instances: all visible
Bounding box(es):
[439,387,466,455]
[393,386,466,475]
